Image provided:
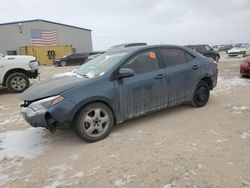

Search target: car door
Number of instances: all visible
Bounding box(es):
[114,49,167,120]
[0,55,8,83]
[159,48,200,106]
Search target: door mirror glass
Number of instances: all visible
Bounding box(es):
[117,68,135,79]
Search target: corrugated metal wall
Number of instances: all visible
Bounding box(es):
[0,20,92,55]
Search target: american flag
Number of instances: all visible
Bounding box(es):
[31,29,59,46]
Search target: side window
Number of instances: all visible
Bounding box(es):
[122,50,160,75]
[159,48,188,67]
[196,45,206,53]
[185,52,195,62]
[205,45,212,52]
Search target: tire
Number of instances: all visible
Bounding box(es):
[74,102,114,142]
[60,61,67,67]
[6,73,30,93]
[191,80,210,107]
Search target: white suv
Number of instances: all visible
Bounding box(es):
[0,53,39,93]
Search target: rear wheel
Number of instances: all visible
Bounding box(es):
[60,61,67,67]
[191,80,210,107]
[6,73,30,93]
[74,102,114,142]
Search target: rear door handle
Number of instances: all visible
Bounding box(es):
[192,65,200,70]
[154,74,166,79]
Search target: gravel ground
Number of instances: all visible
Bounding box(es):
[0,53,250,188]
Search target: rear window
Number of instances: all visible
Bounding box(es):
[159,48,193,67]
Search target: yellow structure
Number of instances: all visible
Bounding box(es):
[20,45,73,65]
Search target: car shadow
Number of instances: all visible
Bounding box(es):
[112,104,191,133]
[0,87,10,95]
[48,104,193,145]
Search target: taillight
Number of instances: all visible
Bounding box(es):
[212,60,218,67]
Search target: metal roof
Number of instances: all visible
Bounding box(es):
[0,19,91,31]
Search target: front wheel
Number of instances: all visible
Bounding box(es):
[74,102,114,142]
[191,80,210,107]
[6,73,30,93]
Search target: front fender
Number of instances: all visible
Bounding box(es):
[67,96,117,123]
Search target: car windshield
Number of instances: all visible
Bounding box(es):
[73,52,127,78]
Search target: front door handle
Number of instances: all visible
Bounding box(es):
[192,65,200,70]
[154,74,166,79]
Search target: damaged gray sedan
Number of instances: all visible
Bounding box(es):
[21,45,218,142]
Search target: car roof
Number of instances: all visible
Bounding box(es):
[109,44,201,56]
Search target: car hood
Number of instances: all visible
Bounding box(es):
[21,72,86,101]
[5,55,36,61]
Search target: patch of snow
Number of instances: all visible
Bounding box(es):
[232,105,249,114]
[71,172,84,178]
[53,71,82,78]
[215,138,228,143]
[46,165,84,188]
[87,166,100,176]
[113,174,137,188]
[0,128,54,159]
[0,174,10,186]
[163,184,172,188]
[0,120,12,126]
[242,180,250,187]
[0,105,7,111]
[197,164,203,169]
[0,115,23,126]
[70,153,80,161]
[109,154,118,159]
[209,130,218,135]
[46,165,72,188]
[211,76,250,95]
[240,131,250,139]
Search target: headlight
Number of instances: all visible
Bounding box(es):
[29,95,64,112]
[29,60,39,69]
[241,62,250,67]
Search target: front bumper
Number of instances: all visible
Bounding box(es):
[21,98,76,131]
[27,70,39,79]
[21,107,47,128]
[240,66,250,76]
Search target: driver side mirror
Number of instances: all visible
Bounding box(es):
[117,68,135,79]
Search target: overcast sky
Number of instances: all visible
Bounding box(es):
[0,0,250,50]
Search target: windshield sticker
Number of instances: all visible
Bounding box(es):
[149,52,156,60]
[100,61,109,68]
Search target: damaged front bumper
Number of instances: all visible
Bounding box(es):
[21,98,75,132]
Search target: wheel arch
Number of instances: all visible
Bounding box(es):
[200,74,213,90]
[71,98,117,125]
[3,68,28,87]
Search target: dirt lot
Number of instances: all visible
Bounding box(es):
[0,53,250,188]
